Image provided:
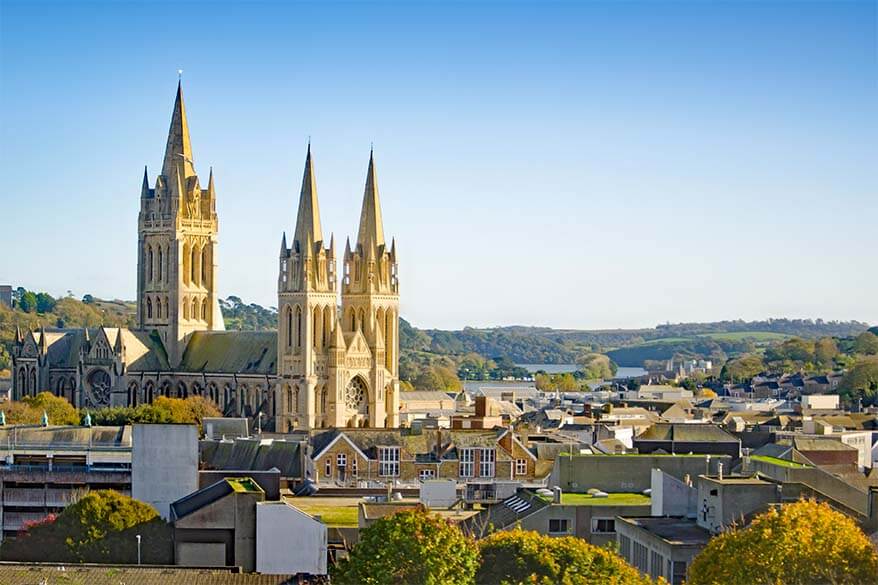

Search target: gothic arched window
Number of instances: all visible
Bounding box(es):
[158,247,164,283]
[147,246,154,282]
[146,298,153,319]
[286,306,293,348]
[295,306,302,348]
[345,377,369,415]
[201,299,208,321]
[202,246,209,285]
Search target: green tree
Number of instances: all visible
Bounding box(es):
[0,344,10,371]
[3,392,80,425]
[854,331,878,356]
[0,490,172,564]
[687,499,878,585]
[332,508,478,585]
[838,357,878,406]
[576,353,617,380]
[35,292,56,313]
[477,528,655,585]
[534,372,554,391]
[18,291,37,313]
[720,354,765,382]
[555,372,580,392]
[814,337,839,366]
[22,392,80,425]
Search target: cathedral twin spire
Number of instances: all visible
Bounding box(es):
[284,145,392,282]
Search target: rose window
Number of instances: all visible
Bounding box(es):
[345,377,368,411]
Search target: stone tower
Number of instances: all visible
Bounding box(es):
[137,82,222,366]
[277,146,338,430]
[340,151,400,428]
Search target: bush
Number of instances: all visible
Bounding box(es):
[687,499,878,585]
[332,508,478,585]
[0,490,172,564]
[477,528,655,585]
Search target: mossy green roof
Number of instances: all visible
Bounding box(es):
[180,331,277,374]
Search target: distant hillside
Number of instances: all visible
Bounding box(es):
[406,319,870,365]
[2,286,868,374]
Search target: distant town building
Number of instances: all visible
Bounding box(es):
[0,285,11,308]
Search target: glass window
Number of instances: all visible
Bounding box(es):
[419,469,435,481]
[592,518,616,533]
[515,458,528,475]
[324,458,332,479]
[479,448,495,478]
[379,447,400,477]
[459,448,475,478]
[548,518,569,534]
[337,453,347,467]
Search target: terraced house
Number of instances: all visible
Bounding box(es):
[308,428,548,485]
[10,82,401,432]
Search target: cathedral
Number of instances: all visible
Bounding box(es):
[10,82,400,431]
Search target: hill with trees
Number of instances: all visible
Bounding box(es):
[2,286,870,394]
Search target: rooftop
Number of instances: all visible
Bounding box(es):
[618,516,712,546]
[560,492,650,506]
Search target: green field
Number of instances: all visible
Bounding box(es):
[560,493,650,506]
[285,497,360,527]
[750,455,810,469]
[697,331,791,342]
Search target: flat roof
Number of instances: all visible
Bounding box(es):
[700,475,774,485]
[618,517,711,546]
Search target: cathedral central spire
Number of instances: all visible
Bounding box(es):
[293,144,323,254]
[161,81,195,179]
[356,149,385,254]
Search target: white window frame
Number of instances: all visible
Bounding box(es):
[337,453,347,468]
[324,458,332,479]
[379,447,400,477]
[479,448,495,478]
[419,469,436,481]
[351,457,358,476]
[459,448,475,478]
[515,458,528,476]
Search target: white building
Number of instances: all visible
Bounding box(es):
[256,501,327,575]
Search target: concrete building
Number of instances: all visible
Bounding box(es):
[256,501,327,576]
[549,453,728,493]
[801,394,840,411]
[132,424,198,518]
[633,423,741,460]
[171,477,265,572]
[616,516,711,585]
[0,285,11,308]
[696,474,779,533]
[0,425,131,541]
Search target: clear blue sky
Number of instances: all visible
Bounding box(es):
[1,1,875,330]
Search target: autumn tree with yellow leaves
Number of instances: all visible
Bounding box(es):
[687,499,878,585]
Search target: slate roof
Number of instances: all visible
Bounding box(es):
[792,437,858,452]
[636,423,739,443]
[0,563,298,584]
[200,437,302,477]
[0,425,131,450]
[180,331,277,374]
[31,327,170,371]
[171,477,263,520]
[310,428,507,461]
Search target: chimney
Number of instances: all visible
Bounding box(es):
[552,486,562,504]
[475,395,487,417]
